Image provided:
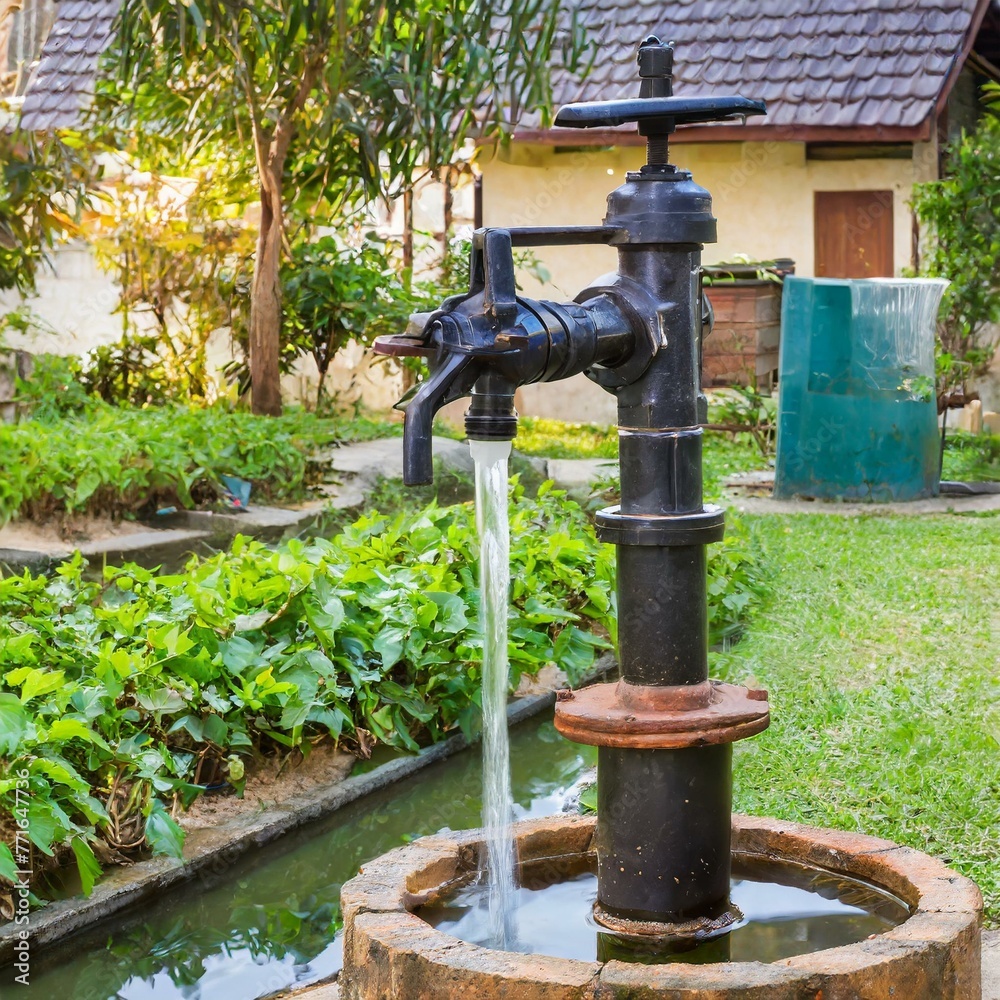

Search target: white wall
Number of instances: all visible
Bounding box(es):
[0,242,129,355]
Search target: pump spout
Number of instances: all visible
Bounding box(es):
[393,349,477,486]
[374,229,635,485]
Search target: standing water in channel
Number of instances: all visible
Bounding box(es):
[471,438,518,949]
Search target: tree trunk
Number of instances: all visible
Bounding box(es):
[245,58,322,416]
[0,3,23,86]
[442,167,453,263]
[249,170,284,416]
[402,188,413,276]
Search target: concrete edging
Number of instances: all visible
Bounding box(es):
[0,654,615,965]
[339,813,983,999]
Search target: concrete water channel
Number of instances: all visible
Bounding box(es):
[12,713,596,999]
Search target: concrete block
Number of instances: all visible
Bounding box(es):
[546,459,618,491]
[958,400,983,433]
[984,929,1000,1000]
[175,504,323,544]
[316,435,472,484]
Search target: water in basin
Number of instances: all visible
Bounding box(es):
[423,854,909,964]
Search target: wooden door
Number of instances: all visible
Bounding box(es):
[814,190,894,278]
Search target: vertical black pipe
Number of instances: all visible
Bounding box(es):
[597,745,733,921]
[617,545,707,687]
[597,242,733,926]
[615,245,709,691]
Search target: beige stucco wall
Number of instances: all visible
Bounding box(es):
[0,242,129,355]
[478,139,939,423]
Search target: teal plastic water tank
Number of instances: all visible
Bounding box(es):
[774,277,948,502]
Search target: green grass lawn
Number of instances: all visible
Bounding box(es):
[716,512,1000,924]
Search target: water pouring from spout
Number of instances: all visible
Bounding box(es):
[471,438,518,949]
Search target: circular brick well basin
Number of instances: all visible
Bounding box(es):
[339,814,982,999]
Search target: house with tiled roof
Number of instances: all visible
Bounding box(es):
[481,0,1000,421]
[5,0,1000,418]
[15,0,121,130]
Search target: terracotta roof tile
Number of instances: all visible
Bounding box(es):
[523,0,989,138]
[19,0,121,131]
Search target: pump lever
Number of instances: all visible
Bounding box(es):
[479,229,517,326]
[555,36,765,139]
[554,94,766,130]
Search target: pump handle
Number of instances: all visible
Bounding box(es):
[555,36,765,135]
[554,94,766,131]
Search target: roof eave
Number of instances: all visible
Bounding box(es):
[508,121,935,146]
[933,0,997,119]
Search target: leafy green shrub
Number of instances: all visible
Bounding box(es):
[941,430,1000,482]
[13,353,91,421]
[910,116,1000,398]
[280,238,431,407]
[706,513,770,645]
[0,402,397,525]
[706,386,777,458]
[0,481,614,900]
[77,333,184,408]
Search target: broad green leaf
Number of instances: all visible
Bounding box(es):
[145,800,186,859]
[221,636,262,673]
[47,718,111,750]
[426,592,469,634]
[234,610,271,632]
[117,733,151,755]
[15,668,66,704]
[71,837,102,897]
[279,700,311,731]
[0,843,19,883]
[372,629,404,671]
[137,688,187,714]
[196,714,224,746]
[168,714,204,742]
[0,693,28,754]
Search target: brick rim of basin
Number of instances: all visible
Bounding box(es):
[339,813,983,999]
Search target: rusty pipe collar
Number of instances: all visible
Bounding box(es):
[554,680,770,750]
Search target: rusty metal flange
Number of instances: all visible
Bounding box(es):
[554,679,769,749]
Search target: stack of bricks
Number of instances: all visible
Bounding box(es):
[702,283,781,390]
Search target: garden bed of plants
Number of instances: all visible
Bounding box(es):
[0,477,766,916]
[0,395,397,527]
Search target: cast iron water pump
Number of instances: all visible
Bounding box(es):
[375,37,771,947]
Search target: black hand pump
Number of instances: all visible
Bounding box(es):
[375,36,771,949]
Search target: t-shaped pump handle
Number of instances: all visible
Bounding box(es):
[554,37,765,166]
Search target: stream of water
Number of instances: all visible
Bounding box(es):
[470,438,518,950]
